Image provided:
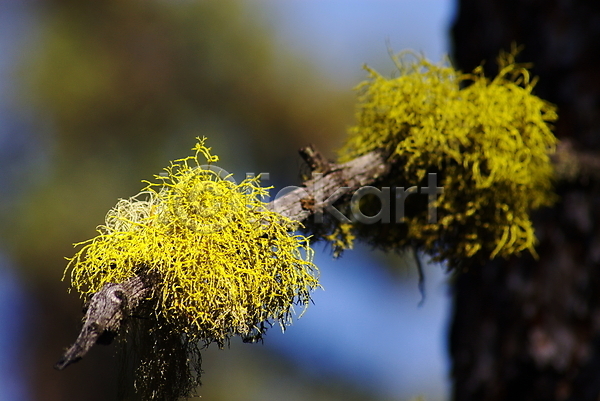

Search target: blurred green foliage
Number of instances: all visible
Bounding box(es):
[8,0,352,279]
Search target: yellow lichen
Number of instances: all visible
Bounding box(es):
[337,50,558,263]
[324,222,356,257]
[66,138,319,345]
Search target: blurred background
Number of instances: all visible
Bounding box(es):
[0,1,455,400]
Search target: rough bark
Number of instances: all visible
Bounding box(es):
[451,2,600,400]
[271,147,389,222]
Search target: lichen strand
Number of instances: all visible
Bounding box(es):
[338,52,558,263]
[67,138,319,346]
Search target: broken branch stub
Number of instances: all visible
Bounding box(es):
[55,275,152,370]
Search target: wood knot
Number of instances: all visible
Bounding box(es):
[300,196,316,211]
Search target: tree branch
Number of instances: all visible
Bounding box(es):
[57,140,600,370]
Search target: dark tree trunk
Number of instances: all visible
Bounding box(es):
[451,1,600,400]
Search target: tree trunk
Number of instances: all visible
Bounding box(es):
[451,1,600,400]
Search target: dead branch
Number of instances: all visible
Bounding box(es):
[56,140,600,370]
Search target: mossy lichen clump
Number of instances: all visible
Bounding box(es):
[67,138,319,345]
[337,51,558,264]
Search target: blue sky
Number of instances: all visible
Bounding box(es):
[266,247,452,400]
[264,0,455,85]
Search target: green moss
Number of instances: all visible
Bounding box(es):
[337,51,558,263]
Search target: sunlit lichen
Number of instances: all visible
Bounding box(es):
[336,50,558,264]
[324,222,356,258]
[68,138,318,342]
[65,138,319,399]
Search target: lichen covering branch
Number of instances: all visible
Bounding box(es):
[63,139,319,399]
[67,139,318,344]
[334,50,558,263]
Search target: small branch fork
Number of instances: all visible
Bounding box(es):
[55,145,389,370]
[56,141,597,370]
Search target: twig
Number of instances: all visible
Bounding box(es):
[298,143,332,173]
[56,139,600,370]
